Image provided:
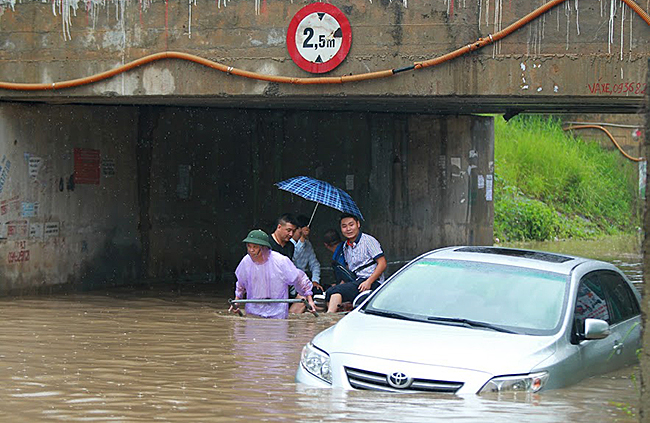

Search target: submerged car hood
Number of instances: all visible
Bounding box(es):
[315,311,557,375]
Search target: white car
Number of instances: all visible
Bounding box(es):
[296,246,642,394]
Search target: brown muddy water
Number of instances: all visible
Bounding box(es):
[0,236,642,422]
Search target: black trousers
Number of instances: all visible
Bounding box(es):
[325,278,380,303]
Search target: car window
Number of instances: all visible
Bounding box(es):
[600,271,640,324]
[364,259,569,335]
[574,273,610,324]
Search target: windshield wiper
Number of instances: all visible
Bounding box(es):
[426,316,516,333]
[364,309,416,321]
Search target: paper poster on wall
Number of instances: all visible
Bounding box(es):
[345,175,354,191]
[102,158,116,178]
[176,165,192,199]
[639,160,646,199]
[477,175,485,190]
[30,223,43,239]
[486,174,493,202]
[28,156,42,179]
[0,155,11,195]
[74,148,100,184]
[439,155,447,190]
[44,222,60,237]
[21,202,38,217]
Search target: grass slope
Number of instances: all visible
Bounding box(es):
[494,116,640,242]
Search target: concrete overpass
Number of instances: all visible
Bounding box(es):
[0,0,647,292]
[0,0,648,112]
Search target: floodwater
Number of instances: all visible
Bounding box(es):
[0,235,642,422]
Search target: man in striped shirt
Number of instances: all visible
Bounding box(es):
[325,213,387,313]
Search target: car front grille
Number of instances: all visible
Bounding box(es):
[344,367,464,393]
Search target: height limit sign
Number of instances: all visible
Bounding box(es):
[286,3,352,74]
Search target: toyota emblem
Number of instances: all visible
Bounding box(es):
[387,372,412,389]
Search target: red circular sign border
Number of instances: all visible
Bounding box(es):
[286,3,352,74]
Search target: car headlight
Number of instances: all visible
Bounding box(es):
[479,372,548,394]
[300,342,332,384]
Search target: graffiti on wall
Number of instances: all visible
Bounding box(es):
[8,240,29,264]
[587,80,647,96]
[6,220,28,239]
[1,195,20,217]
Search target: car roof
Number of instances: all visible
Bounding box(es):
[421,246,591,275]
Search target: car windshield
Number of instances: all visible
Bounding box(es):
[364,259,569,335]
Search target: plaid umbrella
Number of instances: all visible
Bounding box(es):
[275,176,364,223]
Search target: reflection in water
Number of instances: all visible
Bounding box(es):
[0,236,641,421]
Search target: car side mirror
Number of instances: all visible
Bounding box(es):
[352,290,372,309]
[583,318,610,340]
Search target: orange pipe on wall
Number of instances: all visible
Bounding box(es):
[563,125,645,162]
[0,0,647,90]
[416,0,568,69]
[621,0,650,24]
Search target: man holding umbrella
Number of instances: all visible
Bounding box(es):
[275,176,364,227]
[325,213,387,313]
[229,229,317,319]
[274,176,372,312]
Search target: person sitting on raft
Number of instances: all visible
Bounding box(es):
[229,229,317,319]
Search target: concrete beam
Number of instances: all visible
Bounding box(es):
[0,0,647,113]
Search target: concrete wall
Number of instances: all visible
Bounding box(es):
[0,0,647,113]
[0,102,493,292]
[0,103,141,293]
[140,108,493,282]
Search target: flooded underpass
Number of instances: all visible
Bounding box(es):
[0,235,642,422]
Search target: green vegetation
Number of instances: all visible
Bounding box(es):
[494,116,640,242]
[610,401,637,418]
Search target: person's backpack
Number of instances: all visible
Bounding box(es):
[331,260,376,284]
[332,261,357,284]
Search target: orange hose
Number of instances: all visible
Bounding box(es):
[416,0,567,69]
[621,0,650,24]
[0,0,648,90]
[563,125,645,162]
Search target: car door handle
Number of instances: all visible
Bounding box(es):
[613,341,624,353]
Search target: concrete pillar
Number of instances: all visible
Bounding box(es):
[640,59,650,423]
[0,102,141,294]
[365,114,494,264]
